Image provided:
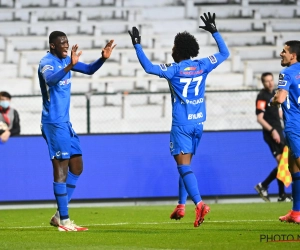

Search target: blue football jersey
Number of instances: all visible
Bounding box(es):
[38,52,104,123]
[277,62,300,133]
[134,32,229,126]
[38,53,72,123]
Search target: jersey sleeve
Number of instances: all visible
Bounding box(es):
[72,58,105,75]
[277,72,291,91]
[134,44,176,79]
[200,32,230,73]
[40,57,69,87]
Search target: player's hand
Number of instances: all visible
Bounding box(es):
[102,40,117,59]
[199,12,217,34]
[128,27,141,45]
[70,44,82,66]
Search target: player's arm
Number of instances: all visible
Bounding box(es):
[41,46,80,87]
[270,73,289,106]
[199,12,230,66]
[72,40,116,75]
[271,89,288,105]
[41,63,69,87]
[128,27,175,79]
[42,44,85,86]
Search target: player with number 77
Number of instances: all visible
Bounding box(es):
[128,12,229,227]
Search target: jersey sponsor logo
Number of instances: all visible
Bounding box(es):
[184,67,196,71]
[295,74,300,79]
[59,78,71,86]
[208,55,217,64]
[159,63,172,71]
[256,100,266,110]
[186,98,204,105]
[180,69,203,75]
[41,65,54,73]
[188,112,203,120]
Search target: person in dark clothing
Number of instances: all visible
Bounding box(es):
[0,91,20,143]
[254,72,292,202]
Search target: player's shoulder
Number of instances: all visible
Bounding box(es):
[158,63,176,71]
[194,55,218,68]
[39,52,56,65]
[280,63,300,77]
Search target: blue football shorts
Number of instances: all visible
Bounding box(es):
[285,131,300,159]
[41,122,82,160]
[170,123,204,156]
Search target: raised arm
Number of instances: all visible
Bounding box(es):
[72,40,116,75]
[128,27,166,76]
[42,44,83,86]
[199,12,230,61]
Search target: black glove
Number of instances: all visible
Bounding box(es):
[199,12,217,34]
[128,26,141,45]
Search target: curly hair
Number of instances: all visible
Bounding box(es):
[174,31,199,59]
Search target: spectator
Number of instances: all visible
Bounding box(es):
[0,91,20,143]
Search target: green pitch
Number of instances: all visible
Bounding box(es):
[0,202,299,250]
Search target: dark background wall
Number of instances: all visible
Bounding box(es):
[0,131,291,202]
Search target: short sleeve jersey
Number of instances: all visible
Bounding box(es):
[255,89,281,130]
[38,52,72,124]
[277,62,300,133]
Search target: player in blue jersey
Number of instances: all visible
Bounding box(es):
[38,31,116,231]
[270,40,300,223]
[128,12,229,227]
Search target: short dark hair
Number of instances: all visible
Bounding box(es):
[49,31,67,43]
[0,91,11,99]
[261,72,273,83]
[174,31,199,59]
[285,40,300,62]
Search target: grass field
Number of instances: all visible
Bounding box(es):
[0,202,299,250]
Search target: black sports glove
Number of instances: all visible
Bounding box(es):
[128,26,141,45]
[199,12,217,34]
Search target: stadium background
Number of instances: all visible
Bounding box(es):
[0,0,296,203]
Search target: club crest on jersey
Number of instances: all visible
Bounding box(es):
[159,63,172,71]
[41,65,54,73]
[208,55,217,64]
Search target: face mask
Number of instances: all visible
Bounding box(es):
[0,101,10,109]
